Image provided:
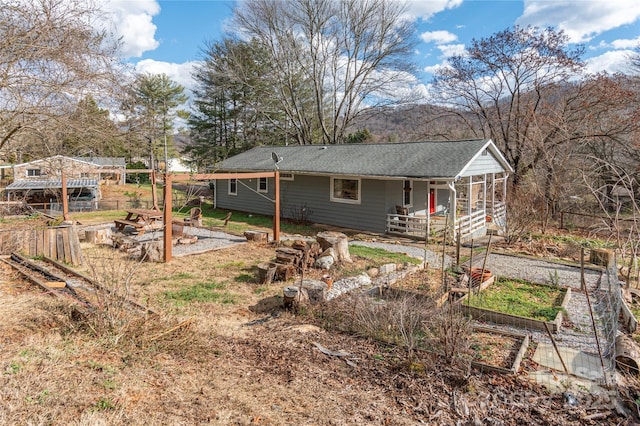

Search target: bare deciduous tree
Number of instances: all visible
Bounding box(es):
[232,0,418,145]
[431,26,585,186]
[0,0,125,157]
[582,157,640,286]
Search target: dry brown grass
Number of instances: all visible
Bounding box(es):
[0,233,625,425]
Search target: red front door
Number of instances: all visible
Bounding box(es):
[429,189,435,214]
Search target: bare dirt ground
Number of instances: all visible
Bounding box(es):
[0,203,634,425]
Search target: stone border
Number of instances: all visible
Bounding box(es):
[458,281,572,333]
[470,325,530,374]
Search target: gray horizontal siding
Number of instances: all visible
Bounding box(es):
[215,178,275,216]
[461,152,505,177]
[216,175,392,233]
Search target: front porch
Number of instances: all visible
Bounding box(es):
[386,173,508,241]
[386,201,506,241]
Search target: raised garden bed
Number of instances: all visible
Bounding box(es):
[469,326,529,374]
[459,277,571,333]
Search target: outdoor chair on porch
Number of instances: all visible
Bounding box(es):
[396,205,409,228]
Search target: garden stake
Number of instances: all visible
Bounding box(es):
[543,322,569,375]
[441,212,449,293]
[478,233,493,299]
[584,282,609,387]
[467,239,474,305]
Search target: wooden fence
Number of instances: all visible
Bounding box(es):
[0,226,82,265]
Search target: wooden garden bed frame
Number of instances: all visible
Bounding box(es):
[458,280,572,333]
[470,325,529,374]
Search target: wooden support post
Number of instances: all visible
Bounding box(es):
[151,170,158,210]
[163,173,172,263]
[274,169,280,243]
[61,172,69,221]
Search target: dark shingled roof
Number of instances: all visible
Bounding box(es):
[6,179,98,190]
[218,139,502,178]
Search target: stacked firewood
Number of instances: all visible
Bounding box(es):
[258,240,323,284]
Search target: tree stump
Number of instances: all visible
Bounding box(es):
[257,262,277,284]
[140,241,162,262]
[590,248,615,267]
[244,230,269,243]
[316,231,352,263]
[299,279,328,304]
[275,264,297,281]
[84,228,111,244]
[283,286,308,309]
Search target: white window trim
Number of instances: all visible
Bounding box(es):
[27,169,41,177]
[330,177,361,204]
[402,180,413,207]
[257,177,268,193]
[228,178,237,196]
[279,172,294,181]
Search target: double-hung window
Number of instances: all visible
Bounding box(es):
[228,178,237,195]
[257,177,268,193]
[330,177,361,204]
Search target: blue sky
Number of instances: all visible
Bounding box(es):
[104,0,640,94]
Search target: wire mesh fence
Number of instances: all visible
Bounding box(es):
[458,251,622,392]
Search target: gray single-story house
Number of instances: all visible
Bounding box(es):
[215,139,514,240]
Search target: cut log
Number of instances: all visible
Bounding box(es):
[590,248,615,267]
[84,228,112,244]
[244,230,269,242]
[316,231,352,263]
[616,334,640,375]
[257,262,277,284]
[276,247,304,266]
[275,264,297,281]
[140,241,162,262]
[292,240,309,251]
[299,279,328,304]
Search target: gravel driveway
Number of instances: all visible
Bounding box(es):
[470,252,611,356]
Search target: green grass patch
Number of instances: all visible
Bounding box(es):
[199,208,317,235]
[349,245,422,266]
[164,281,237,304]
[466,277,566,321]
[156,272,195,281]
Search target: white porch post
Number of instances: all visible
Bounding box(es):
[503,173,508,210]
[468,176,472,233]
[483,173,487,216]
[491,173,495,216]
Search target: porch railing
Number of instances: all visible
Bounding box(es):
[488,201,506,225]
[386,214,429,238]
[454,209,486,237]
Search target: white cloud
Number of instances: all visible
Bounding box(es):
[404,0,463,21]
[517,0,640,43]
[102,0,160,58]
[420,30,458,44]
[438,44,466,57]
[134,59,200,94]
[611,36,640,50]
[423,63,448,75]
[585,49,635,74]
